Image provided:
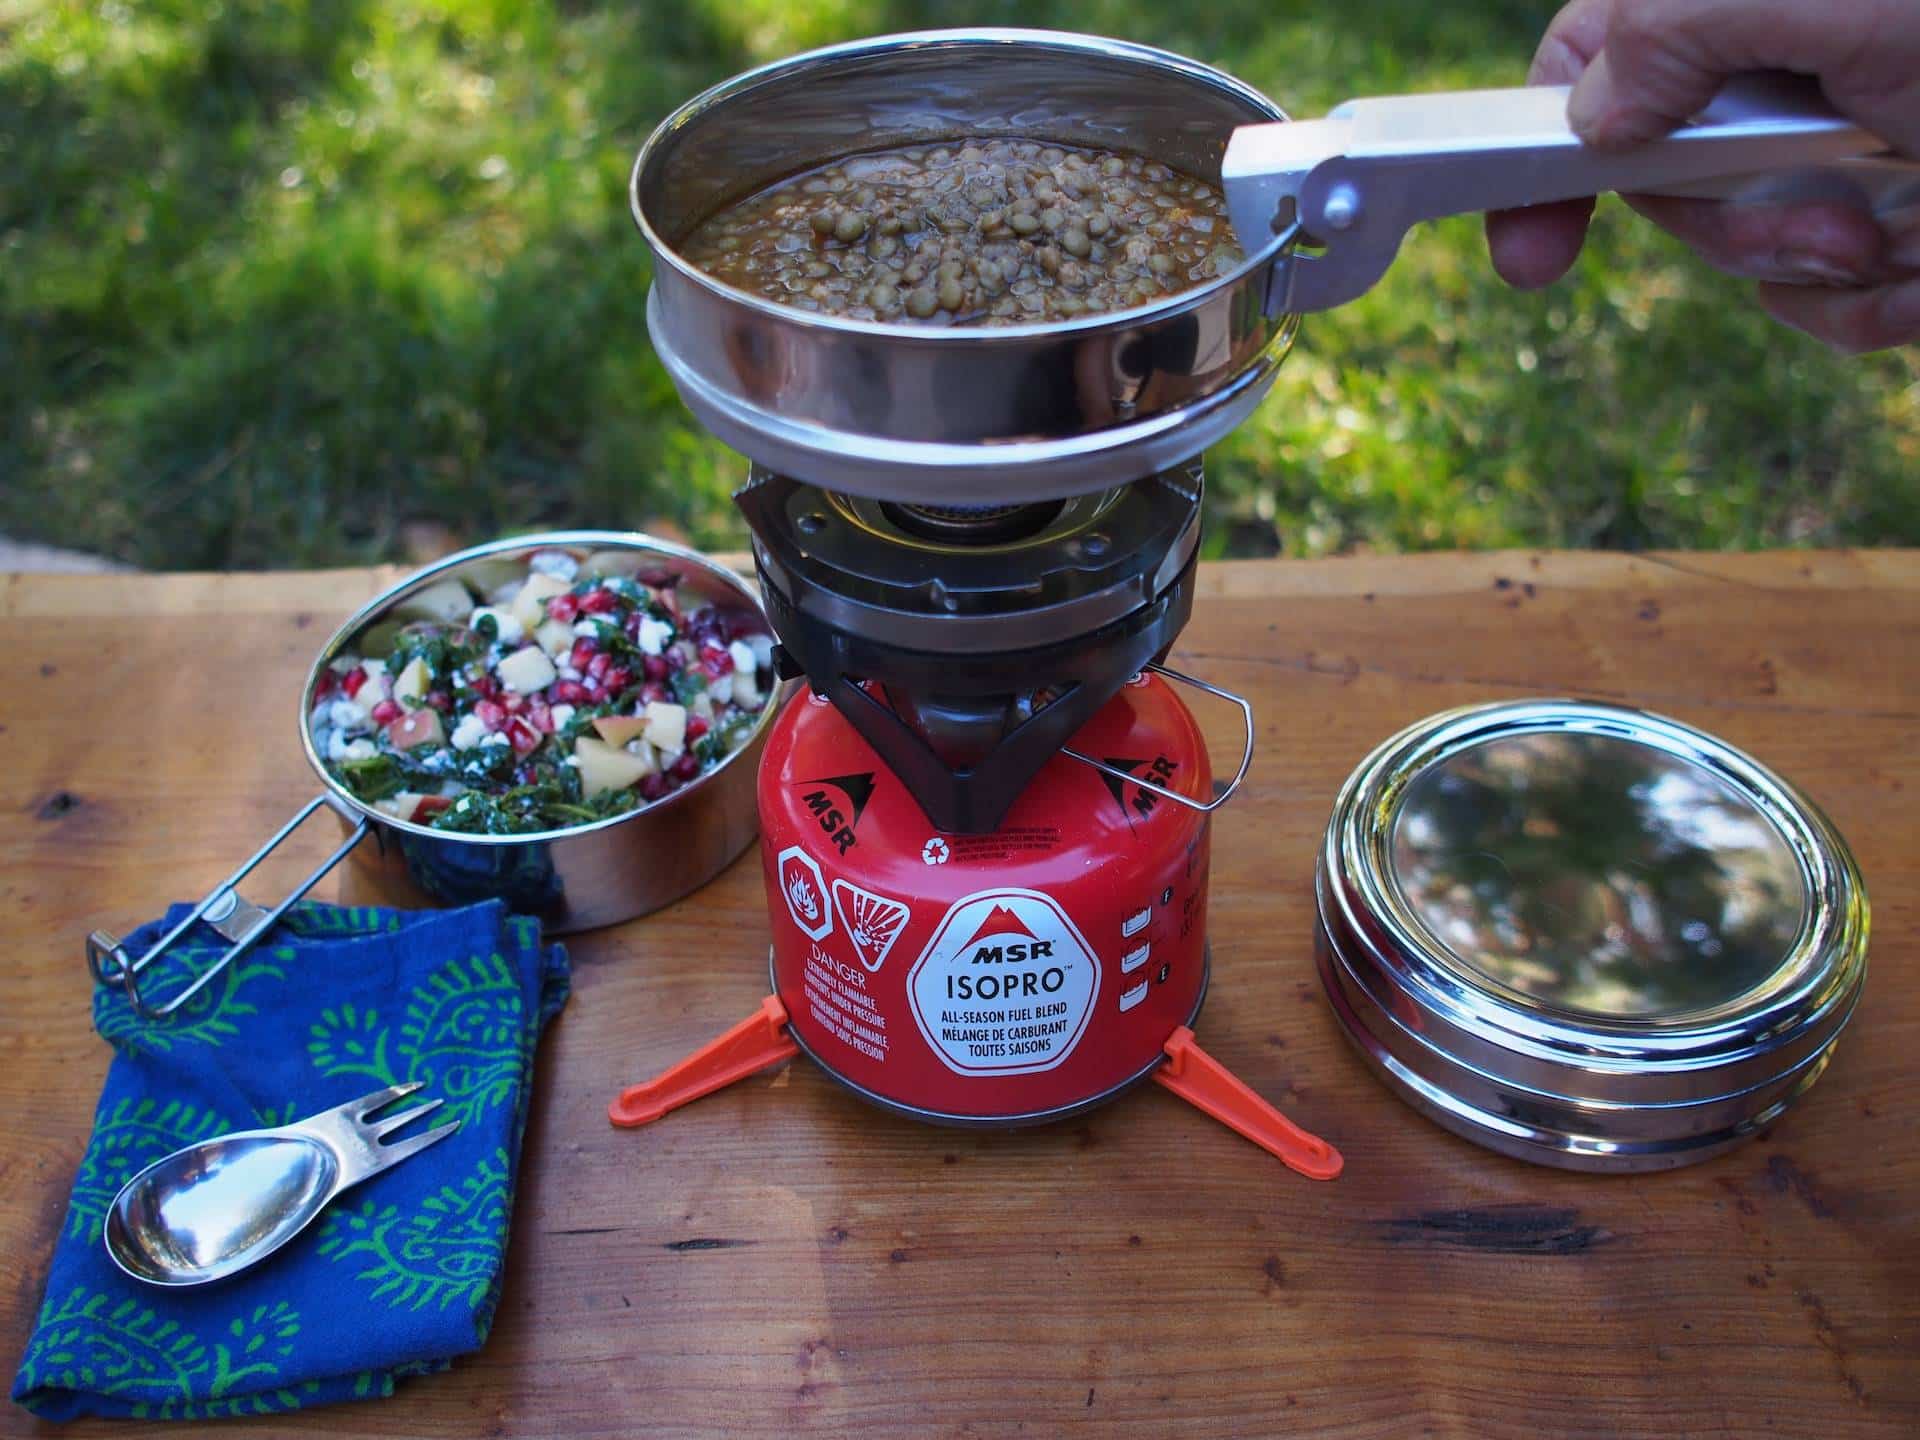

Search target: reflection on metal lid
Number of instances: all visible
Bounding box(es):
[1317,699,1867,1173]
[1388,730,1808,1021]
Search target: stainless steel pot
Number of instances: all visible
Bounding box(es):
[631,29,1298,503]
[86,532,777,1018]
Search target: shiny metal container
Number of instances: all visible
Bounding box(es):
[630,29,1297,504]
[1316,699,1868,1172]
[87,532,775,1019]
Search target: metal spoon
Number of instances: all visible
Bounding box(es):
[103,1081,459,1287]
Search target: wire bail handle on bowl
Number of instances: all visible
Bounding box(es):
[1060,663,1254,813]
[85,795,371,1020]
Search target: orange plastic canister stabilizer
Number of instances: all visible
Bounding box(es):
[1153,1027,1344,1180]
[608,995,800,1128]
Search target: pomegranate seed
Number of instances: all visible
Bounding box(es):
[638,774,671,802]
[426,691,453,713]
[685,716,710,741]
[551,679,590,705]
[580,678,605,703]
[545,592,579,623]
[341,667,369,699]
[314,669,339,701]
[474,699,506,730]
[569,638,599,672]
[640,681,669,705]
[503,693,526,715]
[603,665,632,693]
[471,674,501,702]
[414,794,453,819]
[587,652,613,681]
[671,753,701,781]
[580,587,617,615]
[370,699,402,725]
[641,654,669,682]
[702,645,734,678]
[505,715,542,756]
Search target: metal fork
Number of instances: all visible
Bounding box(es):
[105,1081,462,1286]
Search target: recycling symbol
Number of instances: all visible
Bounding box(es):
[921,836,950,866]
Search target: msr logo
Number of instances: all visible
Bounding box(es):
[795,771,876,855]
[1099,754,1179,824]
[960,905,1056,965]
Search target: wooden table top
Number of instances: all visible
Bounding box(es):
[2,550,1915,1439]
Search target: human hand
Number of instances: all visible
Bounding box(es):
[1484,0,1920,352]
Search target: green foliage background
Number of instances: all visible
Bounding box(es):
[4,0,1916,568]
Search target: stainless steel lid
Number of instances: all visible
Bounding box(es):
[1316,699,1868,1172]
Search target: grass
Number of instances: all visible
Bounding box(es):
[3,0,1916,569]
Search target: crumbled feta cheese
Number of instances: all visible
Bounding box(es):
[558,665,581,681]
[482,731,511,747]
[450,712,490,750]
[732,670,762,708]
[748,634,774,670]
[328,654,360,674]
[361,657,388,677]
[470,605,525,646]
[529,549,579,581]
[636,616,674,656]
[728,639,757,675]
[328,735,377,762]
[572,620,603,638]
[549,704,576,729]
[328,698,370,731]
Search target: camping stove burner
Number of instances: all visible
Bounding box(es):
[880,501,1065,546]
[738,460,1203,833]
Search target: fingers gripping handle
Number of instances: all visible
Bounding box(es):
[609,995,800,1128]
[1153,1027,1344,1180]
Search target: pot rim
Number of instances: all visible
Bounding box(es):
[297,529,780,848]
[629,27,1291,345]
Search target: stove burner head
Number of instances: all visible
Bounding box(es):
[739,462,1203,832]
[879,501,1066,546]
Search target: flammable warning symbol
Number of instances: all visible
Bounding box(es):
[831,878,912,973]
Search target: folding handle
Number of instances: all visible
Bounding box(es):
[1225,72,1920,312]
[1061,663,1254,814]
[86,794,370,1019]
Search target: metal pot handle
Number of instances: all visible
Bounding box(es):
[1060,663,1254,814]
[86,794,371,1020]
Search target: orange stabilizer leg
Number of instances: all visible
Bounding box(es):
[609,995,801,1128]
[1152,1026,1344,1180]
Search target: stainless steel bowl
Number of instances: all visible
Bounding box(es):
[631,29,1297,503]
[87,532,776,1018]
[1316,699,1868,1172]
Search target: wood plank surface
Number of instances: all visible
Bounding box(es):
[1,550,1915,1438]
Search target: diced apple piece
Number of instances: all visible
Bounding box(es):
[584,548,645,577]
[394,577,474,624]
[643,700,687,755]
[496,645,557,695]
[388,708,445,751]
[534,618,574,658]
[731,670,762,708]
[358,660,391,700]
[510,572,573,633]
[574,737,657,798]
[391,656,432,707]
[593,714,650,746]
[375,790,443,822]
[460,557,527,601]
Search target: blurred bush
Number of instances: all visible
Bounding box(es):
[3,0,1914,568]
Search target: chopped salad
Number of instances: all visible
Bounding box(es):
[313,546,775,834]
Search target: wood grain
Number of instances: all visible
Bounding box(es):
[2,550,1915,1439]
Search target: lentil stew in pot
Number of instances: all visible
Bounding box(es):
[680,136,1241,326]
